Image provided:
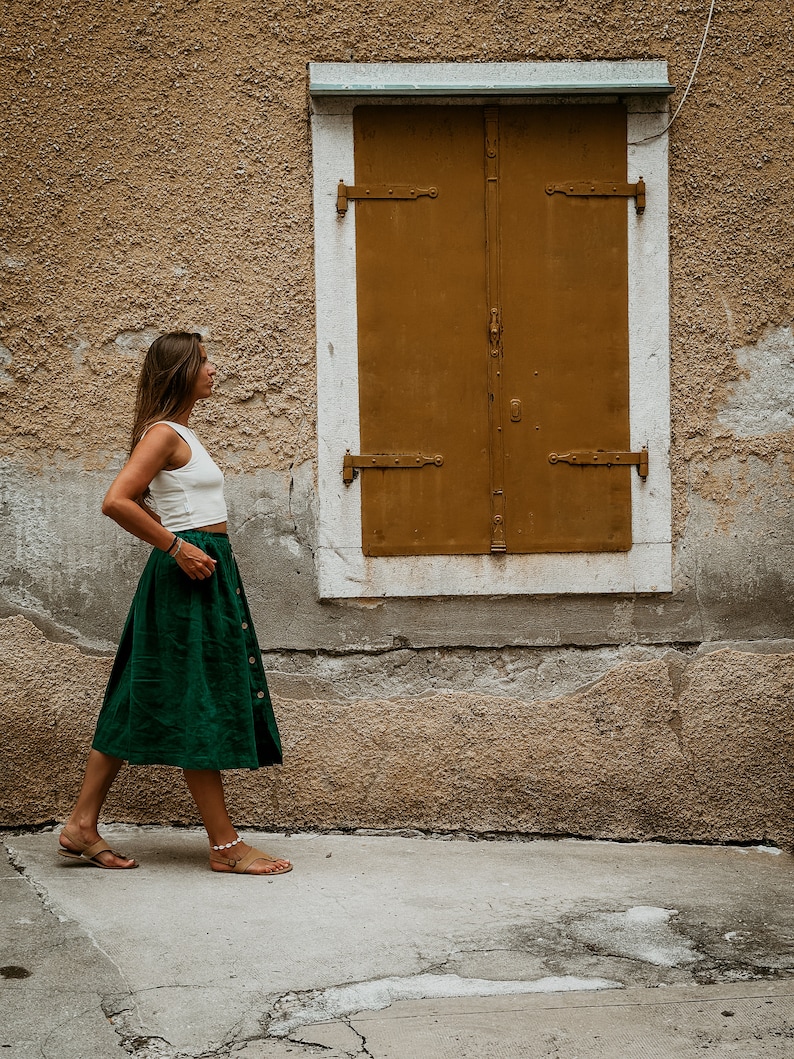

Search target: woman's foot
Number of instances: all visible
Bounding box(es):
[209,840,292,876]
[59,825,138,869]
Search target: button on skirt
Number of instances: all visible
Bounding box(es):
[92,531,283,770]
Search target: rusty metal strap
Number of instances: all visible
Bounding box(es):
[336,181,439,215]
[545,178,646,213]
[548,447,649,479]
[343,451,444,484]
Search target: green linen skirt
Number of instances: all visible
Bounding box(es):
[92,531,282,771]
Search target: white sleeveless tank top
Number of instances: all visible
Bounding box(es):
[145,421,228,532]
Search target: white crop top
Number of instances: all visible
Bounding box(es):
[145,421,228,532]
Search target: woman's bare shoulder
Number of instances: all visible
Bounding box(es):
[135,422,191,470]
[141,421,182,440]
[131,422,181,460]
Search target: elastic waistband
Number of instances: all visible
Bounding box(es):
[178,529,229,538]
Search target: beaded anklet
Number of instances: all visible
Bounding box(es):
[211,836,243,851]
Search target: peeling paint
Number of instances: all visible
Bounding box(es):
[101,328,162,359]
[568,907,701,969]
[719,324,794,437]
[268,972,624,1038]
[0,342,12,382]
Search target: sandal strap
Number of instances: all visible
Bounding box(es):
[82,839,112,859]
[210,846,287,873]
[233,847,267,873]
[209,850,237,867]
[60,827,85,852]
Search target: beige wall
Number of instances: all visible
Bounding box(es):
[2,615,792,850]
[2,1,792,844]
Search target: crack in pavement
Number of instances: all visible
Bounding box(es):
[2,839,146,1058]
[7,833,791,1057]
[344,1019,375,1059]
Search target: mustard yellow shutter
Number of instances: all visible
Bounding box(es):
[354,106,491,556]
[351,104,633,556]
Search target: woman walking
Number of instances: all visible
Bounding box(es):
[59,332,291,876]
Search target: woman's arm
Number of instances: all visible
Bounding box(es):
[102,425,182,549]
[102,425,217,580]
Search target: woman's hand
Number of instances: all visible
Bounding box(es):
[173,539,217,580]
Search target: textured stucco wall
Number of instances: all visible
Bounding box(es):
[2,1,792,838]
[2,616,792,849]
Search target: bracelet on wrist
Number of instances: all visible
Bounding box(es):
[166,535,179,555]
[172,537,183,559]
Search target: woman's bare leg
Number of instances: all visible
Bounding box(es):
[182,768,291,875]
[60,749,137,867]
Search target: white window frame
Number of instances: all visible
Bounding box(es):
[310,62,673,599]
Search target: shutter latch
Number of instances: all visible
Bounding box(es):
[548,447,649,480]
[343,450,444,485]
[545,178,646,214]
[336,181,439,215]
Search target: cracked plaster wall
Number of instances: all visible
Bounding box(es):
[1,1,793,838]
[2,615,792,849]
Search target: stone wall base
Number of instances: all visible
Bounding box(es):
[2,616,791,851]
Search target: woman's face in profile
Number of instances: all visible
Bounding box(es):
[191,346,217,401]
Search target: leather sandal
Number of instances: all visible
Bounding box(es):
[58,827,138,869]
[210,846,292,875]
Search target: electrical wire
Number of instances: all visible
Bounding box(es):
[629,0,716,145]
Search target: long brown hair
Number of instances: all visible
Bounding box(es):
[130,331,204,456]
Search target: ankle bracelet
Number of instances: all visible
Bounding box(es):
[211,835,242,851]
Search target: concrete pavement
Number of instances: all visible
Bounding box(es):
[1,828,792,1057]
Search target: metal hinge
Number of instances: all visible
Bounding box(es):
[336,181,439,215]
[545,178,646,214]
[548,447,649,480]
[343,450,444,485]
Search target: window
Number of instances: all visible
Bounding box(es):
[310,63,673,598]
